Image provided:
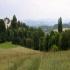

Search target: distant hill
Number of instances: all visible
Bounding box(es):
[25,20,56,27]
[53,24,70,29]
[39,25,53,32]
[25,20,70,32]
[39,23,70,32]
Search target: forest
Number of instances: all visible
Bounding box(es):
[0,15,70,51]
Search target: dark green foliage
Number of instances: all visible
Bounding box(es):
[58,17,63,33]
[32,31,40,50]
[0,16,69,51]
[50,45,59,51]
[39,37,44,51]
[61,30,70,50]
[11,15,18,29]
[0,19,6,32]
[26,38,33,48]
[0,19,6,42]
[58,34,62,50]
[32,28,45,50]
[44,31,60,51]
[12,30,19,44]
[44,34,50,51]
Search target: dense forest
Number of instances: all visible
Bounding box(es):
[0,15,70,51]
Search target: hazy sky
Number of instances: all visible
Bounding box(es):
[0,0,70,22]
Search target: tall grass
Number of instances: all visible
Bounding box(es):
[0,42,70,70]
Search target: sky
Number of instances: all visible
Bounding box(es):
[0,0,70,23]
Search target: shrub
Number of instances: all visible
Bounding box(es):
[50,45,59,51]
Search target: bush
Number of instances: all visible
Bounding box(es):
[50,45,59,51]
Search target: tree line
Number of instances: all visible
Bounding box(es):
[0,15,70,51]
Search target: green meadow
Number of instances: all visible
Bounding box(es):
[0,42,70,70]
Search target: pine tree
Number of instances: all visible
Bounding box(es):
[11,15,17,29]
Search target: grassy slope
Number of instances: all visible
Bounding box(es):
[0,42,70,70]
[0,42,16,48]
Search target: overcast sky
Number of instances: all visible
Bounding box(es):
[0,0,70,22]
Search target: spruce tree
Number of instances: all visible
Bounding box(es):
[11,15,17,29]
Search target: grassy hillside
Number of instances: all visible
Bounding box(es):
[0,42,70,70]
[0,42,16,48]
